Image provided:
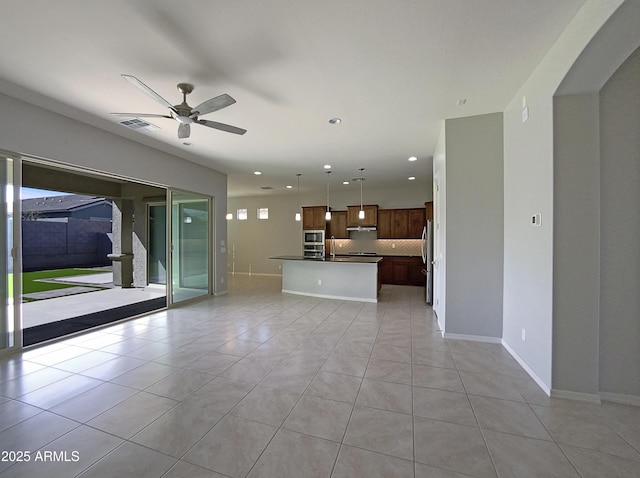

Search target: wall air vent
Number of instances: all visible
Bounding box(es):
[119,118,160,133]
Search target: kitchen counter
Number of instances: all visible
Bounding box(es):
[269,255,381,302]
[269,255,382,264]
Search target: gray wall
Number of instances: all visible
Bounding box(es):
[552,93,601,395]
[552,47,640,400]
[502,0,626,392]
[443,113,504,338]
[598,47,640,397]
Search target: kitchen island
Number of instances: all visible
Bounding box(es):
[269,255,382,302]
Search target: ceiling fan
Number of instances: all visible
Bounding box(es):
[112,74,246,139]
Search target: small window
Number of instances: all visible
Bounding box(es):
[258,208,269,220]
[237,208,248,220]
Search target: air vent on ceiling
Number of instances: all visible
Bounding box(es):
[119,118,160,132]
[259,186,274,190]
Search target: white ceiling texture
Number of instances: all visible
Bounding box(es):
[0,0,585,197]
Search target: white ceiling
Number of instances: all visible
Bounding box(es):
[0,0,585,197]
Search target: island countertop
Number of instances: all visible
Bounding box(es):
[269,255,382,264]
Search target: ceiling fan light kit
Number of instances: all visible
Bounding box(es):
[111,74,247,139]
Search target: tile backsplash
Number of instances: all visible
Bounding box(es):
[330,232,422,257]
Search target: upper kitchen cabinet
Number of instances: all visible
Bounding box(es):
[408,208,426,238]
[377,209,392,238]
[302,206,327,230]
[425,201,433,221]
[329,210,348,238]
[347,205,378,228]
[377,208,425,239]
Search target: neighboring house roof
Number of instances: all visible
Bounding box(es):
[22,195,111,214]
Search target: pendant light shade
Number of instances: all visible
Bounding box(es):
[358,168,365,219]
[295,173,302,221]
[325,170,332,221]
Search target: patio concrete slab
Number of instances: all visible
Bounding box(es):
[48,272,114,285]
[22,285,166,329]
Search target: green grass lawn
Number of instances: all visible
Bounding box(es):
[22,268,104,295]
[6,268,109,301]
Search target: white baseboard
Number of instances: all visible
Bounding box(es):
[599,392,640,407]
[551,389,602,404]
[444,333,502,344]
[501,339,551,396]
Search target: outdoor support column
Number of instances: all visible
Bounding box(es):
[109,199,134,288]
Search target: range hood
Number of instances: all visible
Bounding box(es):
[347,226,377,232]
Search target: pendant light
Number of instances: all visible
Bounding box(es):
[325,170,332,221]
[295,173,302,221]
[358,168,365,219]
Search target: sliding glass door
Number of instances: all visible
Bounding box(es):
[169,190,211,304]
[1,155,19,351]
[148,203,167,285]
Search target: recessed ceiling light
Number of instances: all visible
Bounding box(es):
[254,171,262,175]
[408,176,416,181]
[328,117,342,125]
[457,99,467,106]
[286,185,293,189]
[324,164,332,169]
[408,156,417,162]
[342,181,350,185]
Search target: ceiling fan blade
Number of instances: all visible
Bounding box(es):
[110,113,173,118]
[121,74,175,111]
[191,94,236,117]
[197,119,247,135]
[178,123,191,139]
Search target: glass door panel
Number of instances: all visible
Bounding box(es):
[1,156,18,350]
[170,191,210,304]
[148,204,167,285]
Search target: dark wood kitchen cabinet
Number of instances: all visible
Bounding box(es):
[328,210,348,238]
[347,205,378,227]
[377,208,425,239]
[379,256,424,286]
[302,206,327,230]
[378,256,393,284]
[408,208,426,238]
[377,209,392,238]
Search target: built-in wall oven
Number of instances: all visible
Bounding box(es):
[303,230,325,258]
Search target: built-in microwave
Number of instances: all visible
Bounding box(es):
[303,230,325,244]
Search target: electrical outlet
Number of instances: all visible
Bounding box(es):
[531,213,541,226]
[221,277,224,283]
[521,328,526,342]
[391,243,396,249]
[317,279,322,286]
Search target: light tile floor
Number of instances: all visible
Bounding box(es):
[1,275,639,477]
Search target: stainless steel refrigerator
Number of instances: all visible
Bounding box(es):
[421,221,434,304]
